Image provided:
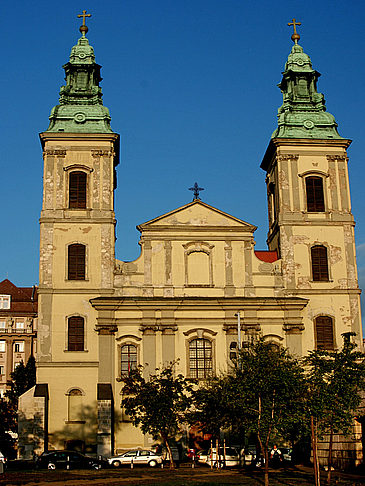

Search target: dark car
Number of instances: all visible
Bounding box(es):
[35,450,102,470]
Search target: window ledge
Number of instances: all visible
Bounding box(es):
[310,280,333,283]
[63,350,89,353]
[185,284,214,288]
[65,420,86,424]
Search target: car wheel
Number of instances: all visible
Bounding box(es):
[48,463,56,470]
[148,460,158,467]
[112,460,121,467]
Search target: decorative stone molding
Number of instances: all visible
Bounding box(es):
[326,155,348,161]
[43,150,66,157]
[183,328,217,337]
[277,154,299,161]
[91,150,115,157]
[283,322,305,333]
[95,324,118,335]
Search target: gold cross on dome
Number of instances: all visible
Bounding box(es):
[288,18,301,43]
[78,10,92,26]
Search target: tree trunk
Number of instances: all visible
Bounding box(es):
[263,447,269,486]
[311,416,320,486]
[327,425,334,485]
[162,435,175,469]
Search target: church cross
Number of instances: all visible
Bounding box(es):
[288,18,301,44]
[189,182,204,200]
[78,10,91,26]
[78,10,92,35]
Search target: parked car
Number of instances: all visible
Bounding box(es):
[281,448,293,463]
[205,447,240,467]
[196,449,209,464]
[107,449,163,467]
[35,450,102,470]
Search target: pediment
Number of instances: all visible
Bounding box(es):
[137,200,256,232]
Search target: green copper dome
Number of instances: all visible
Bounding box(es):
[46,33,113,133]
[272,43,343,140]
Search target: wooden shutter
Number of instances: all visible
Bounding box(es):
[315,316,334,350]
[68,317,84,351]
[306,177,325,212]
[311,246,329,281]
[68,244,86,280]
[69,172,87,209]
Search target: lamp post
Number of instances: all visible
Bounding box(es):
[236,311,241,351]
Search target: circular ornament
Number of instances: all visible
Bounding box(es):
[296,58,304,66]
[78,52,86,59]
[74,113,86,123]
[303,120,314,129]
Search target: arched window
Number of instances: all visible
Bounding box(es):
[67,388,84,421]
[68,244,86,280]
[311,245,329,281]
[268,182,277,222]
[189,338,212,379]
[315,316,334,350]
[306,176,325,212]
[121,344,137,376]
[69,171,87,209]
[68,316,84,351]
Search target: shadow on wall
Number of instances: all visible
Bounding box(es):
[19,401,122,458]
[18,410,45,460]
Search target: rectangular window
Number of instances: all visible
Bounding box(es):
[15,320,24,329]
[0,366,4,375]
[315,316,334,350]
[0,321,6,330]
[14,342,24,353]
[0,296,10,309]
[68,244,86,280]
[68,317,85,351]
[306,177,325,212]
[69,171,87,209]
[0,341,5,352]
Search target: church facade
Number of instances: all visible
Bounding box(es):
[18,21,363,464]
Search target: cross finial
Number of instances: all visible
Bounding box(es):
[189,182,204,201]
[288,18,301,44]
[78,10,92,36]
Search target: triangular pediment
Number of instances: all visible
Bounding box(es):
[137,200,256,232]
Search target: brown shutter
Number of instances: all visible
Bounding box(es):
[306,177,325,212]
[311,246,329,281]
[69,172,87,209]
[68,317,84,351]
[315,316,334,350]
[68,244,86,280]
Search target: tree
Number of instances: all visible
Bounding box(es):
[121,363,194,468]
[190,339,306,486]
[0,356,36,458]
[6,356,36,406]
[304,333,365,486]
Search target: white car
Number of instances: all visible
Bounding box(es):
[107,449,163,467]
[205,447,240,467]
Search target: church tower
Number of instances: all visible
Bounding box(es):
[37,14,119,454]
[261,22,362,350]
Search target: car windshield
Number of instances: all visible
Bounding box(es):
[123,451,138,457]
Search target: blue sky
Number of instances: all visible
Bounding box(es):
[1,0,364,325]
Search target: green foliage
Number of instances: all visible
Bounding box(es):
[191,339,306,446]
[6,355,36,406]
[304,332,365,437]
[0,398,17,457]
[121,363,194,465]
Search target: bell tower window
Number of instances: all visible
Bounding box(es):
[68,244,86,280]
[311,245,329,281]
[69,171,87,209]
[315,316,334,350]
[67,316,85,351]
[305,176,325,212]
